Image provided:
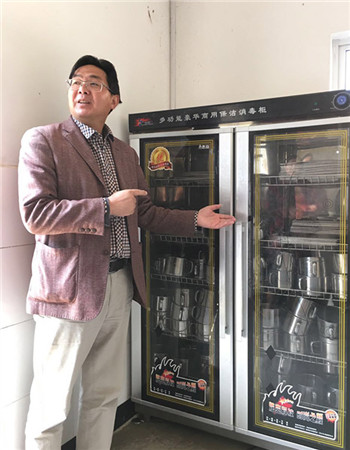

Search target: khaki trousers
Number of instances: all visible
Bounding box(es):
[25,267,133,450]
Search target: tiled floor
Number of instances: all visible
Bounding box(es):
[111,416,261,450]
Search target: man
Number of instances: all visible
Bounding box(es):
[18,55,236,450]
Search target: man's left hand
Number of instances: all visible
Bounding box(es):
[197,204,236,229]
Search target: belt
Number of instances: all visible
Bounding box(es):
[109,258,130,273]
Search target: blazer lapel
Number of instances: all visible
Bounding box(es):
[62,117,105,187]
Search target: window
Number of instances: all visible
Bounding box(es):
[331,31,350,90]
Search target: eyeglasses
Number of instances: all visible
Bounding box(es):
[66,78,112,93]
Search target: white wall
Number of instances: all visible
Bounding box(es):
[173,1,350,107]
[1,1,350,449]
[1,1,170,448]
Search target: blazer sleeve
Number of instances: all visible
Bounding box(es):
[18,126,105,236]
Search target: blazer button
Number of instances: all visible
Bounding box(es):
[86,228,91,233]
[91,228,97,233]
[79,227,86,232]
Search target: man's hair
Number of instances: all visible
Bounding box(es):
[69,55,122,102]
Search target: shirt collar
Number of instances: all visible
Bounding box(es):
[72,116,114,142]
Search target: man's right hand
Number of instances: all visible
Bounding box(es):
[108,189,148,217]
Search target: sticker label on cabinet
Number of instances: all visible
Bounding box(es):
[150,356,207,406]
[148,147,173,171]
[262,383,338,440]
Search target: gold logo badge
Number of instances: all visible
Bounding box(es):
[148,146,173,171]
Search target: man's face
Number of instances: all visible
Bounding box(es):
[68,64,119,133]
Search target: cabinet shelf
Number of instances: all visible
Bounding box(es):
[260,238,347,253]
[260,285,346,302]
[263,348,347,372]
[150,234,212,245]
[152,327,210,345]
[259,174,347,187]
[150,176,211,188]
[151,273,212,287]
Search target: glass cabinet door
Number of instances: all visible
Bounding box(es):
[139,135,220,420]
[249,125,349,448]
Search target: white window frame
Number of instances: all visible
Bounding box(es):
[331,30,350,90]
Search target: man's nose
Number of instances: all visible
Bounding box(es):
[78,82,90,94]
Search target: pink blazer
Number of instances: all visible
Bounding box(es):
[18,117,195,321]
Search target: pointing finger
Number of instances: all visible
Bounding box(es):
[128,189,148,197]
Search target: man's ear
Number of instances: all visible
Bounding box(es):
[111,95,120,111]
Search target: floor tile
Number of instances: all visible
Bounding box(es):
[112,416,254,450]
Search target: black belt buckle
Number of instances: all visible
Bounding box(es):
[109,258,129,273]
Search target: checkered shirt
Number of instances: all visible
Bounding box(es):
[73,117,130,258]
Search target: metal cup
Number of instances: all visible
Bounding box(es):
[269,269,293,289]
[288,296,317,321]
[273,252,295,271]
[295,373,323,405]
[326,384,340,409]
[319,337,339,374]
[309,337,339,374]
[317,306,339,340]
[170,304,189,337]
[191,289,208,321]
[193,288,208,306]
[194,259,205,279]
[284,333,307,354]
[194,251,207,280]
[261,305,280,329]
[324,361,339,375]
[283,311,310,336]
[154,256,166,273]
[153,295,171,331]
[320,337,339,362]
[331,273,347,296]
[165,256,194,277]
[261,328,279,350]
[255,256,267,284]
[171,288,190,337]
[154,295,170,311]
[298,275,326,294]
[174,288,190,306]
[332,253,347,274]
[298,256,326,278]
